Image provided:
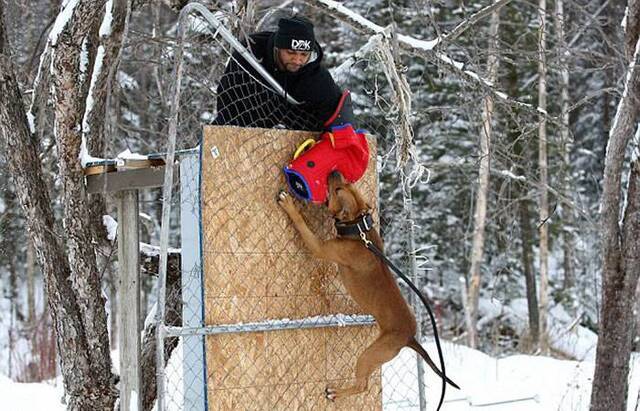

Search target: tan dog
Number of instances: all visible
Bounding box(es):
[277,171,458,401]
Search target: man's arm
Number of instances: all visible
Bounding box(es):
[301,68,355,129]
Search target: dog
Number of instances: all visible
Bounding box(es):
[277,171,459,401]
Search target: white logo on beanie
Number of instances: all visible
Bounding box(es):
[291,39,311,51]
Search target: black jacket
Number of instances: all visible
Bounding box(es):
[214,32,350,131]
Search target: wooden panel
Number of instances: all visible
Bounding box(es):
[201,125,380,409]
[85,165,174,193]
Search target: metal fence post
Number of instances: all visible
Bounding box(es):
[180,153,206,411]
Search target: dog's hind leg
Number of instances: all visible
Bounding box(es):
[325,332,404,401]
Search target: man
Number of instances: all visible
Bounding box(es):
[214,16,354,131]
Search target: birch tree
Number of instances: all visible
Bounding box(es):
[537,0,550,354]
[590,1,640,408]
[466,8,500,349]
[554,0,576,291]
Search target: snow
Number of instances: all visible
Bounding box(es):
[49,0,80,46]
[78,135,103,167]
[99,0,114,38]
[122,109,141,127]
[82,45,106,136]
[2,335,640,410]
[317,0,438,52]
[79,38,89,76]
[399,34,439,51]
[0,375,65,411]
[117,149,148,160]
[140,242,181,256]
[382,340,640,410]
[498,169,526,182]
[118,71,139,90]
[26,112,36,135]
[129,390,138,411]
[475,298,598,361]
[103,215,117,241]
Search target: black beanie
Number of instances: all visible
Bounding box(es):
[274,17,316,51]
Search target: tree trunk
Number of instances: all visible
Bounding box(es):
[466,8,500,349]
[140,251,183,411]
[590,2,640,408]
[554,0,576,291]
[505,10,540,348]
[519,196,540,345]
[0,2,116,410]
[48,1,119,402]
[84,0,129,249]
[26,238,36,326]
[537,0,550,354]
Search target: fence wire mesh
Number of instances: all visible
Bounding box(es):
[117,4,457,410]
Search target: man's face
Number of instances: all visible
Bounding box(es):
[276,48,311,72]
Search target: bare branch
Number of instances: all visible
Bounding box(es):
[303,0,549,117]
[439,0,514,45]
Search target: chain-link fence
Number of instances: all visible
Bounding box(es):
[134,3,456,410]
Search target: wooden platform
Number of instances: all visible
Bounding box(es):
[201,125,381,410]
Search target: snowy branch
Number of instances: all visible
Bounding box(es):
[304,0,548,117]
[27,42,52,136]
[437,0,514,45]
[81,0,130,166]
[48,0,81,46]
[330,34,383,83]
[624,1,640,59]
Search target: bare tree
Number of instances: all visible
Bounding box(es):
[466,8,500,349]
[554,0,576,292]
[590,1,640,409]
[537,0,551,354]
[0,1,117,408]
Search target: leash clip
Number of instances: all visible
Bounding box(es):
[357,225,372,247]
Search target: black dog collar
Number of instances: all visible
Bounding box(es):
[335,213,374,237]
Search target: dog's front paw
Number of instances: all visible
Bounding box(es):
[325,387,336,402]
[277,190,296,212]
[277,190,289,203]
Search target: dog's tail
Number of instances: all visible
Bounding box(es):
[407,337,460,389]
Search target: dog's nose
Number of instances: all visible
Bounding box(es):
[328,171,343,184]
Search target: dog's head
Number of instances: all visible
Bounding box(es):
[326,171,371,222]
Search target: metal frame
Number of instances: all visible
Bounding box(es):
[165,315,376,337]
[181,3,301,105]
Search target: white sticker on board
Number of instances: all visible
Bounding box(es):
[210,146,220,159]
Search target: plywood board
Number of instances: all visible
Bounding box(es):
[201,125,381,409]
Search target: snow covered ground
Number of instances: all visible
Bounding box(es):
[0,374,65,411]
[383,341,640,411]
[2,339,640,411]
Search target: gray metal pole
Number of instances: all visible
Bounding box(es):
[180,154,206,411]
[179,3,301,105]
[116,189,142,411]
[156,5,187,411]
[403,175,427,411]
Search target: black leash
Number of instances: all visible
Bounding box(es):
[337,214,448,411]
